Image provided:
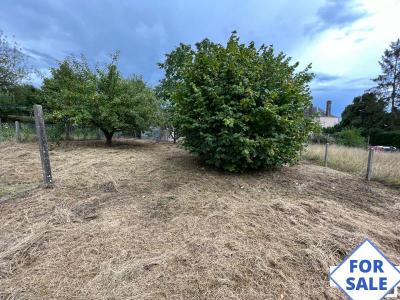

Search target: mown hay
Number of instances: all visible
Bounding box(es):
[0,140,399,299]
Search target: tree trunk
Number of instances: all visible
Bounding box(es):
[392,56,398,112]
[392,86,396,112]
[172,127,177,143]
[102,130,114,146]
[65,123,71,140]
[173,131,177,143]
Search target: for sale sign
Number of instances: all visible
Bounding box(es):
[330,239,400,300]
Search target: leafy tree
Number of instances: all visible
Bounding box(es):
[157,44,193,143]
[386,110,400,130]
[159,33,315,172]
[373,38,400,112]
[0,84,40,119]
[41,56,94,139]
[0,31,29,92]
[42,54,159,145]
[93,63,159,145]
[340,92,387,138]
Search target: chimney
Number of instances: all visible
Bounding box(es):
[326,100,332,116]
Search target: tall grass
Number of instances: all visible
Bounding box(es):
[304,144,400,185]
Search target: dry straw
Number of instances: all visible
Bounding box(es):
[304,144,400,185]
[1,140,400,299]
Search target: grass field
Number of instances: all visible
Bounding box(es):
[304,143,400,186]
[1,140,400,299]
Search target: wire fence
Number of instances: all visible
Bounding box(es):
[0,121,171,144]
[303,143,400,185]
[0,122,104,144]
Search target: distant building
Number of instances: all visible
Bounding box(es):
[307,100,340,128]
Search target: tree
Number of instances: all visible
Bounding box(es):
[373,38,400,112]
[157,44,193,143]
[159,33,315,172]
[42,54,159,145]
[340,92,387,138]
[93,62,159,145]
[41,56,95,139]
[0,84,40,119]
[0,31,29,92]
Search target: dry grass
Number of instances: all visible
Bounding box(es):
[1,140,400,299]
[304,143,400,186]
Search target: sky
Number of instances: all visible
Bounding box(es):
[0,0,399,116]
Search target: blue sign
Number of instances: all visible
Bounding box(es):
[330,239,400,300]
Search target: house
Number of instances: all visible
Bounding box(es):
[307,100,340,128]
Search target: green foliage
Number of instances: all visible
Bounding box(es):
[310,133,335,144]
[335,128,365,147]
[340,92,387,136]
[323,122,343,135]
[159,33,315,172]
[0,123,14,142]
[155,84,180,142]
[373,38,400,112]
[336,92,400,147]
[41,56,94,125]
[0,31,29,92]
[370,129,400,148]
[0,122,35,143]
[46,123,65,143]
[0,85,41,118]
[42,53,159,145]
[383,110,400,131]
[157,101,179,142]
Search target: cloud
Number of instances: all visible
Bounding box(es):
[314,72,341,82]
[0,0,399,116]
[304,0,368,36]
[0,0,324,84]
[24,47,58,65]
[313,74,371,88]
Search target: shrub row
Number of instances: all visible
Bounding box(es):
[370,130,400,148]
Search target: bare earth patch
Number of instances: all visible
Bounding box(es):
[0,140,399,299]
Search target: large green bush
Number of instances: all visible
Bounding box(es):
[159,33,314,172]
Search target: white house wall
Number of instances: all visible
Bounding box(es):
[317,116,339,128]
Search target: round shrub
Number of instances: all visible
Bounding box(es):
[159,33,315,172]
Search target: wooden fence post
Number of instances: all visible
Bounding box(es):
[15,121,21,142]
[33,105,53,187]
[324,143,329,167]
[366,147,374,181]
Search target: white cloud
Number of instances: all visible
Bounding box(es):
[1,0,398,114]
[303,0,400,91]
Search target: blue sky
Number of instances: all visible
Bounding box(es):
[1,0,399,116]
